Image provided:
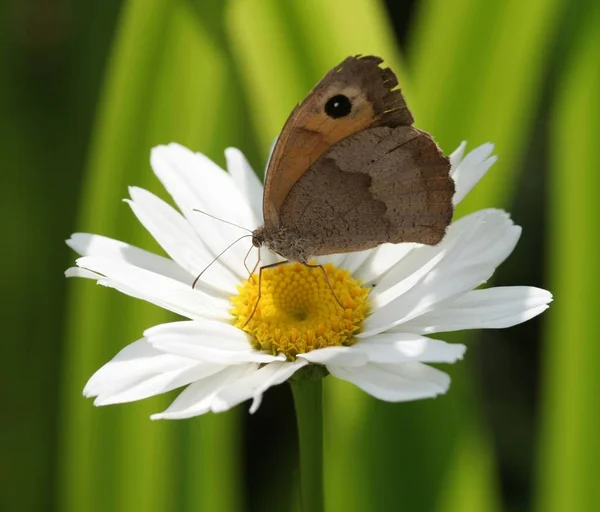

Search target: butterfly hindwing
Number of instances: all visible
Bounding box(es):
[278,126,454,256]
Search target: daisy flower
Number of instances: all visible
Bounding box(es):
[66,141,552,420]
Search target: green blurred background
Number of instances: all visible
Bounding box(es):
[2,0,598,511]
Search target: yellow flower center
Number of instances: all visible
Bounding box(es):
[231,262,370,359]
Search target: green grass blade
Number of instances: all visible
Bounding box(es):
[59,2,245,511]
[225,0,316,153]
[411,0,562,214]
[226,0,407,157]
[536,8,600,511]
[347,0,564,510]
[0,2,119,510]
[288,0,405,80]
[224,2,414,510]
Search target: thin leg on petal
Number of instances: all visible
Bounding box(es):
[303,262,344,310]
[248,247,262,284]
[242,244,258,278]
[244,260,289,326]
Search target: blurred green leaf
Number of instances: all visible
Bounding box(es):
[288,0,405,81]
[226,0,316,153]
[59,1,246,511]
[411,0,562,214]
[340,0,564,510]
[0,1,121,511]
[536,6,600,511]
[37,0,579,510]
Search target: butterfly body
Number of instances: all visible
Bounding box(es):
[251,225,311,263]
[254,55,454,263]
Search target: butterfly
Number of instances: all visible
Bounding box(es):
[251,55,454,265]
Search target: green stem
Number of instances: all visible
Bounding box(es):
[290,378,324,512]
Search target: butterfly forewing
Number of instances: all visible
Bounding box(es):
[262,55,413,231]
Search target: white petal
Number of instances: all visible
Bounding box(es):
[225,147,263,227]
[213,359,308,414]
[356,333,466,363]
[127,187,236,295]
[145,320,285,364]
[67,233,191,284]
[65,267,100,279]
[452,143,497,205]
[150,144,254,277]
[449,141,467,169]
[370,211,512,299]
[298,346,368,367]
[370,244,447,302]
[84,339,225,405]
[328,362,450,402]
[353,243,421,284]
[395,286,553,334]
[152,144,254,224]
[368,209,508,301]
[339,248,374,275]
[151,364,258,420]
[75,256,230,320]
[315,253,348,268]
[361,209,521,337]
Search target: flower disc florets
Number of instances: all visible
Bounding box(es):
[231,262,370,359]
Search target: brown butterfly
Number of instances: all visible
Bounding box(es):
[251,55,454,265]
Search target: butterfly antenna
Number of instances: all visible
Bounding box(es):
[192,234,252,289]
[192,209,252,233]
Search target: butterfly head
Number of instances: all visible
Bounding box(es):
[251,226,265,249]
[252,225,310,263]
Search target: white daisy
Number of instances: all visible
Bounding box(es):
[66,141,552,420]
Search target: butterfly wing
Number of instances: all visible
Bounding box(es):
[262,55,413,231]
[278,126,454,255]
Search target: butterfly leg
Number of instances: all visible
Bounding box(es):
[243,260,289,327]
[302,262,344,310]
[243,244,261,282]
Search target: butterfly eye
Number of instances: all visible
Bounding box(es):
[325,94,352,118]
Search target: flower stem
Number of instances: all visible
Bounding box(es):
[290,377,324,512]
